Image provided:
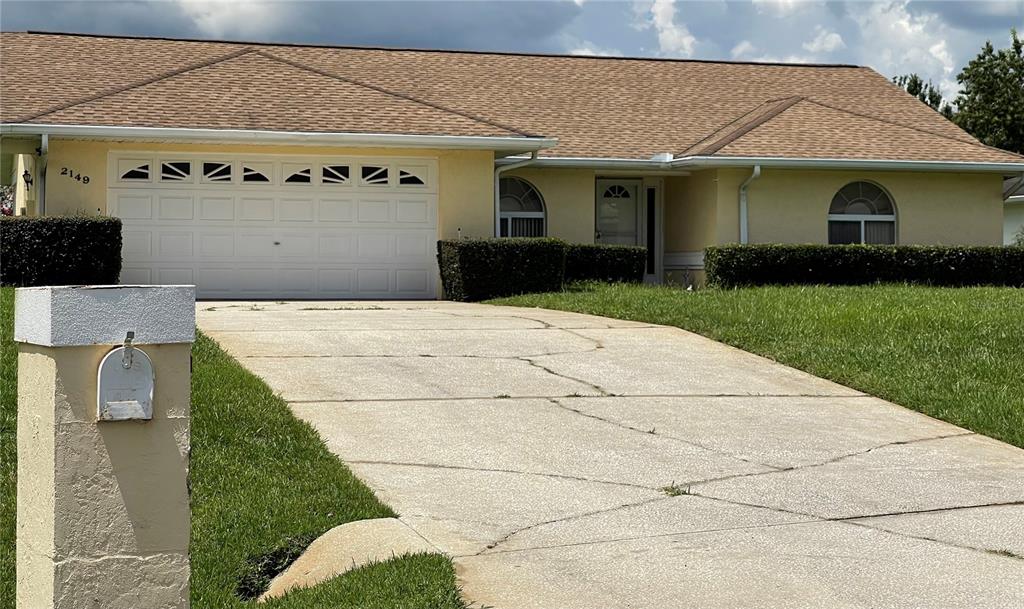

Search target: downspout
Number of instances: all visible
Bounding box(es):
[37,134,48,216]
[738,164,760,244]
[493,151,538,237]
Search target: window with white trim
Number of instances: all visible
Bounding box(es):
[499,177,546,237]
[827,181,896,245]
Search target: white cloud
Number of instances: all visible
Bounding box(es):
[802,26,845,54]
[848,1,958,97]
[567,41,623,57]
[751,0,814,16]
[731,40,757,59]
[633,0,698,57]
[178,0,283,38]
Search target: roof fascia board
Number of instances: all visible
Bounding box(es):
[671,155,1024,173]
[0,124,557,152]
[499,154,1024,173]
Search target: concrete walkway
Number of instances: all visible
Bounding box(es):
[197,301,1024,609]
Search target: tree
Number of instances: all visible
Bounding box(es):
[893,73,953,119]
[951,28,1024,154]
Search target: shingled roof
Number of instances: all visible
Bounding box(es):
[2,31,1021,165]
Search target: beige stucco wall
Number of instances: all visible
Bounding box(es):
[745,169,1005,246]
[664,170,717,252]
[14,153,37,215]
[505,167,595,243]
[17,341,191,609]
[42,139,494,239]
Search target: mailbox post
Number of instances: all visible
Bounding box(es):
[14,285,195,609]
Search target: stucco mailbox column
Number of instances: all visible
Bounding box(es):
[14,285,195,609]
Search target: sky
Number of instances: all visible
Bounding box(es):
[1,0,1021,99]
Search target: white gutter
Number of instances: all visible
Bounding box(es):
[670,155,1024,173]
[738,165,760,244]
[493,151,539,237]
[0,124,558,154]
[497,154,1024,173]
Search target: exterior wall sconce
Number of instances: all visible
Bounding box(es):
[22,169,33,191]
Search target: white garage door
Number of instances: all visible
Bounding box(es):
[108,153,439,299]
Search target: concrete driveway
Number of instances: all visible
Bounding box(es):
[197,300,1024,609]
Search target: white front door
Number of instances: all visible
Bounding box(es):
[595,178,661,281]
[108,153,439,299]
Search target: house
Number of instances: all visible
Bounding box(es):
[2,31,1022,298]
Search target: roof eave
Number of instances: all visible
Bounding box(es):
[0,123,557,154]
[671,155,1024,173]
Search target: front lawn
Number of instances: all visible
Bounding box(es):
[490,283,1024,449]
[0,287,465,609]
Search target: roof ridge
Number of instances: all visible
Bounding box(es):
[252,50,537,137]
[10,30,866,69]
[680,96,803,156]
[12,47,256,123]
[709,97,1024,162]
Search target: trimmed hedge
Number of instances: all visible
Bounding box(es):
[438,239,647,301]
[1,215,122,287]
[438,238,566,301]
[705,244,1024,288]
[565,243,646,284]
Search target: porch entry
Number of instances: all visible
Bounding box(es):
[595,178,662,281]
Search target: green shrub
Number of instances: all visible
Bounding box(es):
[565,243,647,284]
[438,238,566,301]
[705,244,1024,288]
[0,215,122,287]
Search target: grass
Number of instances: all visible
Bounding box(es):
[490,282,1024,449]
[0,287,465,609]
[1,289,15,609]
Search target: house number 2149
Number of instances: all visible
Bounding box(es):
[60,167,91,184]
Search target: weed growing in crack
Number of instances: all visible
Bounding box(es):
[661,482,690,497]
[987,548,1024,560]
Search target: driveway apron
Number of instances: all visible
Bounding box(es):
[197,300,1024,609]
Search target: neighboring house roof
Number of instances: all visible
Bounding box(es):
[2,31,1023,165]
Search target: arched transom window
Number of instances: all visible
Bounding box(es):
[499,177,546,237]
[828,181,896,245]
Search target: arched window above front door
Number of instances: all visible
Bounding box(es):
[827,181,897,244]
[499,177,546,237]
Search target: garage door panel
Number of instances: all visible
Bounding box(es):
[158,195,195,220]
[319,199,355,222]
[318,269,355,296]
[395,232,430,258]
[121,267,152,284]
[236,232,276,258]
[396,269,430,294]
[111,154,438,298]
[279,198,315,222]
[198,232,235,258]
[116,194,154,219]
[318,233,356,257]
[122,231,153,259]
[200,196,235,221]
[158,268,194,285]
[157,232,194,258]
[239,197,275,221]
[356,199,391,223]
[356,234,392,259]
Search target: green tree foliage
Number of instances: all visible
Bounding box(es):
[951,28,1024,154]
[893,73,953,118]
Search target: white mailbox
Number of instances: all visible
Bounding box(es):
[97,332,155,421]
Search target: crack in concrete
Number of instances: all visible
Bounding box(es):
[238,344,602,360]
[346,459,658,491]
[684,431,977,488]
[545,397,782,471]
[685,490,1024,560]
[466,514,820,557]
[284,393,879,405]
[518,357,611,396]
[473,495,672,556]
